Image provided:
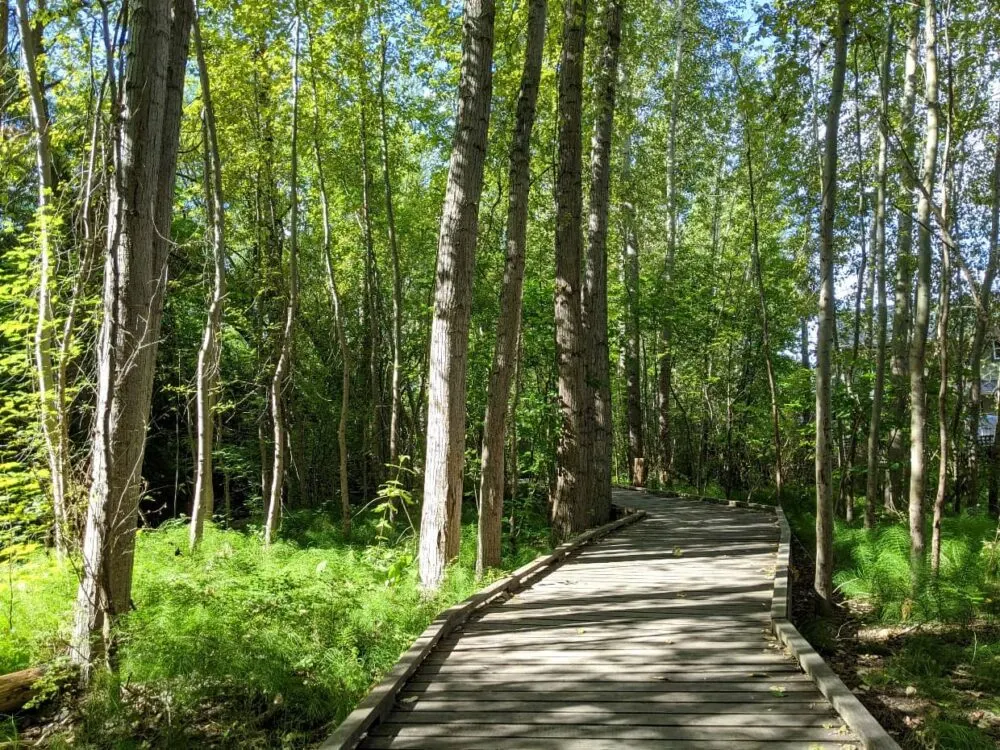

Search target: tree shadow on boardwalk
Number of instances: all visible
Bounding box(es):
[359,493,858,749]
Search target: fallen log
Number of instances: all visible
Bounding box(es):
[0,667,44,714]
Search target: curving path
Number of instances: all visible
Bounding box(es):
[358,489,860,749]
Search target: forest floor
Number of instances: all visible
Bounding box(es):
[1,498,550,748]
[786,499,1000,750]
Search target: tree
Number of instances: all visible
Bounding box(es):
[658,0,684,484]
[71,0,193,676]
[552,0,590,542]
[378,20,404,468]
[418,0,496,590]
[739,77,782,503]
[476,0,546,575]
[190,1,227,550]
[815,0,850,610]
[582,0,622,526]
[307,15,352,536]
[907,0,939,568]
[621,130,645,487]
[263,15,301,546]
[14,0,69,556]
[865,16,892,530]
[888,2,921,509]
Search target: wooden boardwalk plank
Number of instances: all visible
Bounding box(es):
[354,492,862,749]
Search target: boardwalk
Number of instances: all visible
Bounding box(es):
[360,490,859,749]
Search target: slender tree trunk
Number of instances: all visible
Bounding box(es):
[190,4,227,550]
[932,26,955,572]
[378,28,404,467]
[551,0,589,543]
[71,0,193,678]
[742,102,782,502]
[418,0,496,590]
[476,0,545,576]
[842,38,868,522]
[15,0,69,556]
[865,17,892,529]
[582,0,621,527]
[1,0,9,125]
[908,0,938,569]
[359,69,385,490]
[968,100,1000,509]
[622,133,644,487]
[658,0,684,484]
[307,26,352,536]
[815,0,850,610]
[889,2,921,509]
[991,390,1000,516]
[264,17,301,546]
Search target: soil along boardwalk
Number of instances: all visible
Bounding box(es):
[347,490,865,749]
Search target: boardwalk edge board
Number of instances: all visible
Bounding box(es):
[318,506,647,750]
[771,507,901,750]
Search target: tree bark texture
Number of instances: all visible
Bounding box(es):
[908,0,938,568]
[582,0,621,527]
[418,0,496,590]
[476,0,545,576]
[71,0,193,677]
[815,0,849,610]
[888,3,921,508]
[551,0,589,543]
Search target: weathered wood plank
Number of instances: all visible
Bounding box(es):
[395,699,835,714]
[363,738,856,750]
[383,711,844,727]
[369,723,853,741]
[339,493,877,750]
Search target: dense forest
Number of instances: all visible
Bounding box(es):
[2,0,1000,745]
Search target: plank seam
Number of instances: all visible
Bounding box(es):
[317,505,647,750]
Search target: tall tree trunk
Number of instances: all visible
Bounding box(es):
[582,0,621,527]
[15,0,69,556]
[932,23,955,572]
[842,37,868,523]
[359,68,385,491]
[742,101,782,502]
[622,132,644,487]
[865,17,892,529]
[889,2,921,509]
[908,0,938,569]
[476,0,545,576]
[815,0,850,610]
[658,0,684,484]
[263,17,301,546]
[190,4,227,550]
[551,0,589,543]
[71,0,193,678]
[418,0,495,590]
[378,27,403,467]
[968,99,1000,509]
[307,25,352,536]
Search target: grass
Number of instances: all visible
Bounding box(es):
[1,498,551,748]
